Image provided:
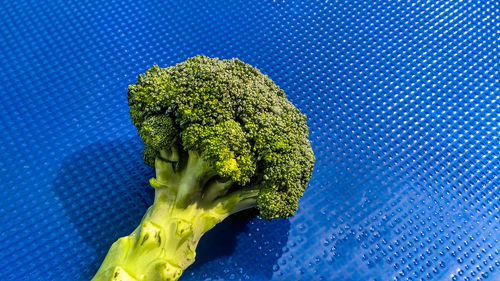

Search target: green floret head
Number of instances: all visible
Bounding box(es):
[181,119,255,183]
[127,55,315,219]
[139,115,177,165]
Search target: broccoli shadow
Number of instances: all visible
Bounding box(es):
[185,215,290,280]
[53,138,290,280]
[53,138,155,279]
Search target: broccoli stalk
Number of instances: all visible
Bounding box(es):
[92,56,315,281]
[92,151,258,281]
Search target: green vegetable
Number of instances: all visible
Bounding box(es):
[92,56,315,281]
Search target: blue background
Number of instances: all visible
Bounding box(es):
[0,0,498,280]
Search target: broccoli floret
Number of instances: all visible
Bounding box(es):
[92,56,315,281]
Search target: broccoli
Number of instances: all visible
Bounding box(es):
[92,56,315,281]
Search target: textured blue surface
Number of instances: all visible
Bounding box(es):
[0,0,498,280]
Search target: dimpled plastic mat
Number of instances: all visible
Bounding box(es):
[0,0,498,280]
